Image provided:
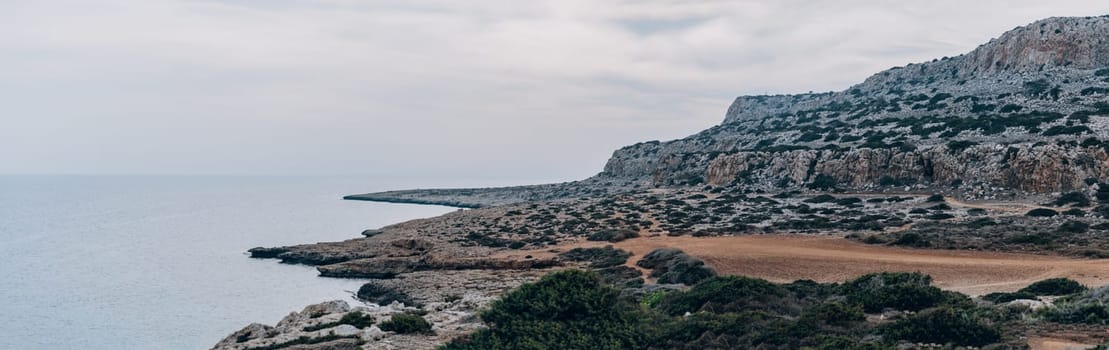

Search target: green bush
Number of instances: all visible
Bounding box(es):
[1026,208,1059,217]
[890,233,930,247]
[1018,278,1086,296]
[1005,234,1054,245]
[302,311,376,332]
[925,213,955,220]
[1041,296,1109,325]
[380,313,432,334]
[1059,220,1090,233]
[841,272,946,312]
[587,229,639,243]
[442,269,1009,349]
[981,291,1038,303]
[339,311,375,329]
[636,248,716,286]
[658,276,789,316]
[357,282,419,307]
[1063,208,1087,216]
[808,174,837,190]
[559,246,632,269]
[879,307,1000,346]
[1055,192,1091,206]
[441,270,646,350]
[804,194,837,203]
[798,302,864,326]
[835,197,863,206]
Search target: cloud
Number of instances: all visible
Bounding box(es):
[1,0,1107,181]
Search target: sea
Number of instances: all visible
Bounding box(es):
[0,175,482,349]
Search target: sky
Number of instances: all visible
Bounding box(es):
[2,1,1108,183]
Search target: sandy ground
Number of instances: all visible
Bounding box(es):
[617,235,1109,295]
[502,234,1109,296]
[1028,337,1098,350]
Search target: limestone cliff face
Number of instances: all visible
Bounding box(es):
[598,16,1109,194]
[961,16,1109,76]
[700,144,1109,193]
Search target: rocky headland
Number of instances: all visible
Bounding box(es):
[217,16,1109,350]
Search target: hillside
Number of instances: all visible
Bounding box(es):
[351,16,1109,207]
[603,16,1109,196]
[221,16,1109,350]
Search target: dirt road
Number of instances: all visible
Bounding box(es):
[944,196,1054,213]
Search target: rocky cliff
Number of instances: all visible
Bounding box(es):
[600,16,1109,195]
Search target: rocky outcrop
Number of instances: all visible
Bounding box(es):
[697,143,1109,193]
[598,16,1109,195]
[215,268,553,350]
[212,301,381,350]
[316,256,560,278]
[343,177,641,208]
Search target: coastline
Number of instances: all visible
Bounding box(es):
[342,194,481,209]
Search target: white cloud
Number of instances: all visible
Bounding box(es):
[1,0,1108,181]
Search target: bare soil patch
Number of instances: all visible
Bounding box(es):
[503,235,1109,296]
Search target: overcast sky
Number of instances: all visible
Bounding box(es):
[2,1,1107,183]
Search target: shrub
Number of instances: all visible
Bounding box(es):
[442,270,646,349]
[357,282,419,307]
[841,272,946,312]
[797,132,822,142]
[1063,208,1087,216]
[981,291,1038,303]
[834,197,863,206]
[559,246,632,269]
[808,174,837,190]
[799,302,865,326]
[1042,125,1092,136]
[928,203,951,210]
[658,276,789,316]
[1026,208,1059,217]
[946,141,978,154]
[1059,220,1090,233]
[926,213,955,220]
[999,104,1024,113]
[878,176,915,187]
[656,260,715,286]
[804,194,837,203]
[302,311,376,332]
[1018,278,1086,296]
[637,248,716,286]
[879,307,1001,346]
[1005,234,1053,245]
[926,194,945,202]
[587,229,639,243]
[380,313,432,334]
[1042,302,1109,324]
[339,311,376,329]
[890,233,931,247]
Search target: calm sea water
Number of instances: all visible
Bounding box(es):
[0,176,459,349]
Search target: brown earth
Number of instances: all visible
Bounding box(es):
[1028,337,1097,350]
[500,234,1109,296]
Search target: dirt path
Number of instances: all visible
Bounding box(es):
[1028,337,1097,350]
[944,196,1053,213]
[512,235,1109,296]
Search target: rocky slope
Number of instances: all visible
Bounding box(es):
[601,16,1109,196]
[352,16,1109,207]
